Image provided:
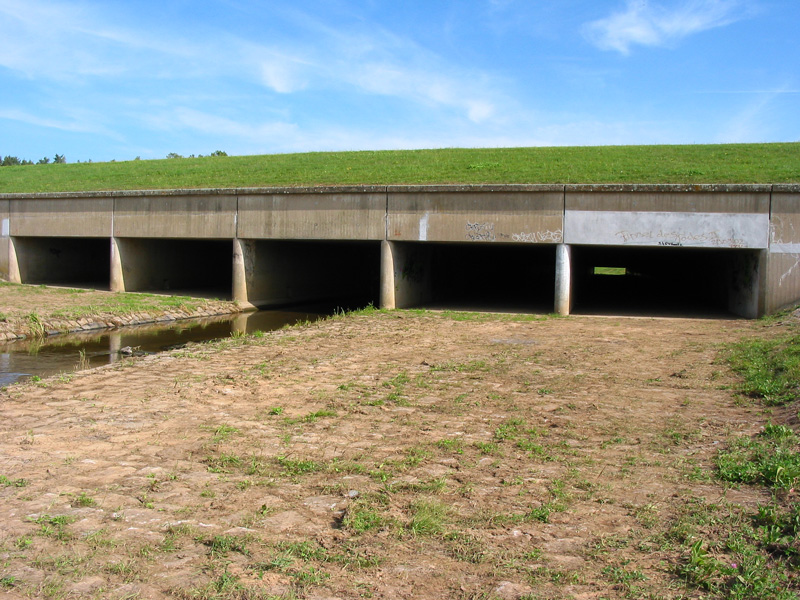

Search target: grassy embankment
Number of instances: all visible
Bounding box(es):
[0,282,235,338]
[0,143,799,193]
[681,330,800,599]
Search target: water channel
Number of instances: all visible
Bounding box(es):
[0,307,325,386]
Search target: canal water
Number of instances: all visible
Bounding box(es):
[0,308,324,386]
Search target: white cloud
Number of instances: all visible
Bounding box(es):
[0,107,118,137]
[583,0,748,54]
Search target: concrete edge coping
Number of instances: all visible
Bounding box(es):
[0,183,788,200]
[565,183,774,193]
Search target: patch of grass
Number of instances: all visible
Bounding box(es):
[343,495,391,534]
[4,144,798,194]
[202,423,240,443]
[204,534,250,557]
[275,456,325,475]
[408,499,448,536]
[727,336,800,405]
[716,423,800,489]
[0,474,28,487]
[73,491,96,507]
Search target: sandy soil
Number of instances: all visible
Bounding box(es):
[0,310,791,599]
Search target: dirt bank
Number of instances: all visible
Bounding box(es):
[0,310,791,599]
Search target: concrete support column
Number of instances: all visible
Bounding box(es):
[380,240,396,310]
[7,237,21,284]
[110,237,125,292]
[232,238,256,311]
[554,243,572,316]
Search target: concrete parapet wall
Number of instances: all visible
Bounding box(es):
[387,185,564,244]
[564,184,771,248]
[237,187,386,240]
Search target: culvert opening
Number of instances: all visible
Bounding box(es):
[406,242,556,313]
[13,236,111,289]
[245,240,381,310]
[115,238,232,299]
[571,245,763,318]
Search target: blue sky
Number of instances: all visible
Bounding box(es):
[0,0,798,162]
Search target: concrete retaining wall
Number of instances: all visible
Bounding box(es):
[766,184,800,313]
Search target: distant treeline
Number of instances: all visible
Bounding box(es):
[2,154,66,166]
[2,150,228,166]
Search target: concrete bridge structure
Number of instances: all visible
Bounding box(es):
[1,183,799,318]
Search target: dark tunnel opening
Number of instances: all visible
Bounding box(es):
[115,238,233,299]
[246,240,381,311]
[424,243,556,312]
[13,236,111,289]
[570,245,761,318]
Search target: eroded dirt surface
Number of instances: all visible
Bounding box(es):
[0,311,788,599]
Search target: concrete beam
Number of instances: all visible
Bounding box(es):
[114,194,236,238]
[10,197,113,237]
[565,184,771,249]
[387,185,564,244]
[237,187,386,240]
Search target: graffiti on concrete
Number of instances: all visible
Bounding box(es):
[512,229,563,243]
[615,229,746,248]
[465,222,564,243]
[465,221,496,241]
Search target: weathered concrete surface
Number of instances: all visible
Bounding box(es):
[767,184,800,313]
[114,193,237,238]
[564,185,771,248]
[387,185,564,244]
[10,197,113,237]
[237,187,386,240]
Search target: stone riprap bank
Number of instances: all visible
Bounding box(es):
[2,183,799,318]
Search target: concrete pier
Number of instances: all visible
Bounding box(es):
[554,244,572,316]
[1,184,798,318]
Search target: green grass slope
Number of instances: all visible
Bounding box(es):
[1,143,798,194]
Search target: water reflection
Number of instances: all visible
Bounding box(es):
[0,308,322,386]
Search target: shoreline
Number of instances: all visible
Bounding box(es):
[0,283,241,342]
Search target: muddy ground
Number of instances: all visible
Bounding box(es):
[0,309,792,599]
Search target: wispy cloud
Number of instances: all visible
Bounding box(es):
[583,0,749,55]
